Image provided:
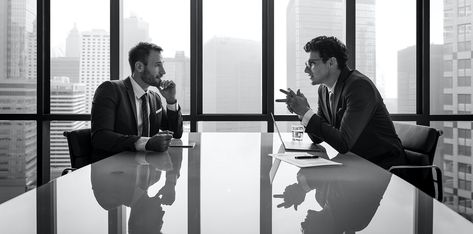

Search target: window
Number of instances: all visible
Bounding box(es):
[457,23,471,51]
[458,94,471,104]
[274,0,346,114]
[458,178,471,191]
[458,145,471,156]
[121,0,191,115]
[457,76,471,86]
[357,0,416,114]
[444,160,453,172]
[203,0,262,115]
[458,163,472,174]
[51,0,110,114]
[458,0,472,17]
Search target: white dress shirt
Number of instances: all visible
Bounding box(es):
[130,77,178,151]
[301,80,337,127]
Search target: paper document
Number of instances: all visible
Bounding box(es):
[268,152,342,168]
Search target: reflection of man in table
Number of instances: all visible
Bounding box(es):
[91,148,183,233]
[274,154,391,233]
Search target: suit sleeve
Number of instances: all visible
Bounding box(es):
[305,79,377,153]
[307,86,328,144]
[91,81,140,153]
[160,101,184,139]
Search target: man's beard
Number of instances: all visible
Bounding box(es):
[142,70,160,87]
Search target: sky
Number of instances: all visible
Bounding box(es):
[51,0,444,99]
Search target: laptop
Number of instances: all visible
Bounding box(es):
[270,113,323,152]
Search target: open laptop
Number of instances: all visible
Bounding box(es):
[271,113,322,152]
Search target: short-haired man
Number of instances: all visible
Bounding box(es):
[278,36,405,169]
[91,42,183,162]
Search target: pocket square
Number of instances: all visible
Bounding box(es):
[155,108,162,114]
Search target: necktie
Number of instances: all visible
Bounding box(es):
[329,91,335,113]
[141,93,149,137]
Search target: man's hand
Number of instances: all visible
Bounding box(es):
[276,88,310,116]
[145,131,173,152]
[158,80,177,104]
[157,183,176,205]
[288,89,310,116]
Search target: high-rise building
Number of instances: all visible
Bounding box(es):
[51,57,80,84]
[66,23,81,58]
[397,45,444,113]
[439,0,473,221]
[79,29,110,113]
[0,0,36,81]
[50,77,86,179]
[121,16,151,78]
[0,80,37,203]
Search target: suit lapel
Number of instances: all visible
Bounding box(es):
[331,67,352,125]
[321,87,332,122]
[124,77,138,134]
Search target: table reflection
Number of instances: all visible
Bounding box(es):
[273,154,391,233]
[91,148,183,233]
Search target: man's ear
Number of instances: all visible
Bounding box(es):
[135,61,145,72]
[329,57,338,68]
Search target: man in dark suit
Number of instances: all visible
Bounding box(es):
[278,36,405,169]
[91,42,183,162]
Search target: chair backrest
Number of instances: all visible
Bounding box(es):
[63,128,92,169]
[393,122,442,165]
[393,122,442,197]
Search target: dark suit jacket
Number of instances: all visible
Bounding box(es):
[306,67,406,169]
[91,77,183,162]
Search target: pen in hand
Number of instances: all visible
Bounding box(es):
[294,155,319,159]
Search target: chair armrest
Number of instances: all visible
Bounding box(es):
[61,168,77,176]
[389,165,443,202]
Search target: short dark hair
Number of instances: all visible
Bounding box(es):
[128,42,163,73]
[303,36,348,69]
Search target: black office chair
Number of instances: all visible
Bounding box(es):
[62,128,93,176]
[389,122,443,201]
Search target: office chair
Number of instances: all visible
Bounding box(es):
[389,122,444,202]
[62,128,93,176]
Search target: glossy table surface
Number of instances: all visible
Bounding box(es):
[0,133,472,234]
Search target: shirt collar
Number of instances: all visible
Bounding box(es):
[326,79,338,94]
[130,76,147,99]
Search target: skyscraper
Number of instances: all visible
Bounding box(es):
[440,0,473,221]
[66,23,81,58]
[51,57,80,84]
[79,29,110,113]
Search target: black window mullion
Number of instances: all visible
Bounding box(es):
[110,0,120,81]
[263,0,274,132]
[191,0,203,132]
[346,0,356,69]
[37,0,51,186]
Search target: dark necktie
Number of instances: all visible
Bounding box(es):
[141,93,149,137]
[329,92,335,113]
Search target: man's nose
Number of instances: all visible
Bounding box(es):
[304,66,310,74]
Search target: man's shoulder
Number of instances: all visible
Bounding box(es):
[345,70,376,90]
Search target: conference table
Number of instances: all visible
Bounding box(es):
[0,133,472,234]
